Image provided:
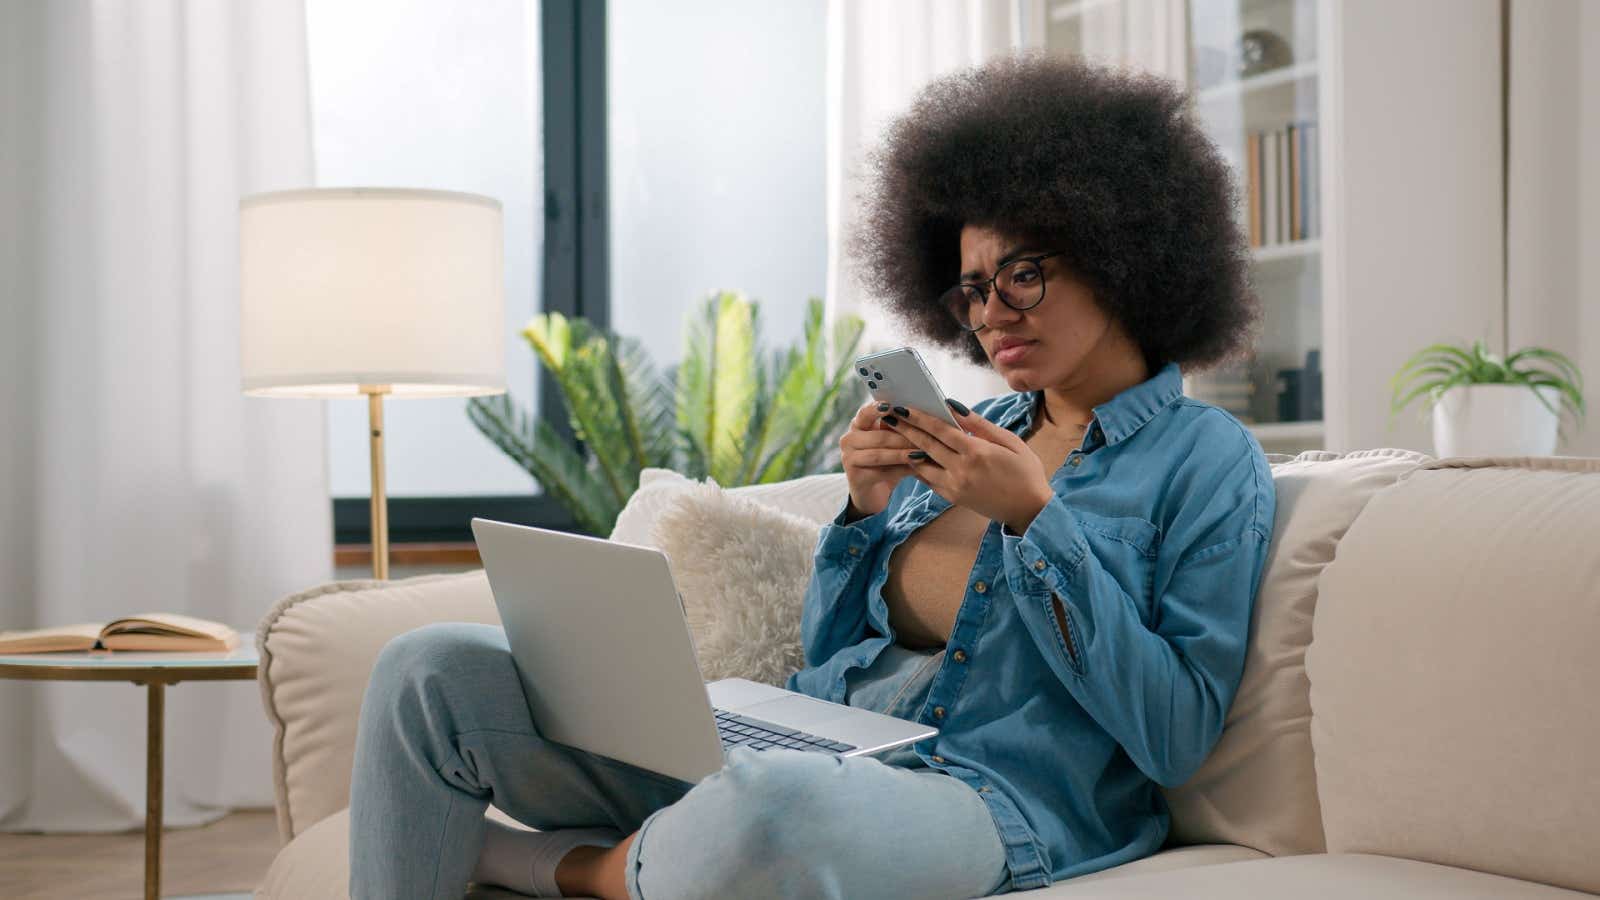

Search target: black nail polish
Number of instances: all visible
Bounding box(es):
[908,450,927,459]
[892,405,910,417]
[877,402,890,411]
[945,397,970,416]
[881,414,898,426]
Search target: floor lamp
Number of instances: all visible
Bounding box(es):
[238,187,506,579]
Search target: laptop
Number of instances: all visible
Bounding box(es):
[470,517,939,785]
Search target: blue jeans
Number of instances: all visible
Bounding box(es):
[349,622,1011,899]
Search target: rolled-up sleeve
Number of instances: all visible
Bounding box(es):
[1001,437,1274,788]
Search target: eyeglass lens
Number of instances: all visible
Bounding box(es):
[944,259,1046,332]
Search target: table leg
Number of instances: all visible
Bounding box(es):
[145,681,164,900]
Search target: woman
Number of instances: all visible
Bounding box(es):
[349,51,1274,899]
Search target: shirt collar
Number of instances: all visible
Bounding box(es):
[998,361,1184,447]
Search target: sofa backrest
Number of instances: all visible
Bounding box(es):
[1306,456,1600,894]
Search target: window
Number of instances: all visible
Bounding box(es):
[311,0,827,543]
[608,0,827,366]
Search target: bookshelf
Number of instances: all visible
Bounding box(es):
[1036,0,1510,454]
[1252,238,1320,266]
[1048,0,1125,23]
[1044,0,1325,454]
[1187,0,1323,454]
[1195,59,1318,104]
[1039,0,1509,457]
[1246,419,1324,444]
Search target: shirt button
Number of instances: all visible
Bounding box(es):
[932,755,946,764]
[978,786,991,793]
[953,649,967,663]
[933,706,946,719]
[1033,559,1046,571]
[846,546,860,556]
[1070,456,1083,466]
[972,580,987,594]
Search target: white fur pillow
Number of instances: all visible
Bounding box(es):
[649,480,824,687]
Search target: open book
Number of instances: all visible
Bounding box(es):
[0,613,240,653]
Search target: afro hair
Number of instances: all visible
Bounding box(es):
[849,51,1260,373]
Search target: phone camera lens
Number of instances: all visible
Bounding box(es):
[866,380,877,389]
[873,372,884,380]
[858,367,868,376]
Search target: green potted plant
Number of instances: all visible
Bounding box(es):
[1389,339,1585,457]
[468,291,867,536]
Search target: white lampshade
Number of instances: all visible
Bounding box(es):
[240,187,506,398]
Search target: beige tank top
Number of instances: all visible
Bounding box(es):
[881,418,1085,650]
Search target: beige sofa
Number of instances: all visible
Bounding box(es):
[254,451,1600,899]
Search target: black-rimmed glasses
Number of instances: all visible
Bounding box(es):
[941,251,1066,333]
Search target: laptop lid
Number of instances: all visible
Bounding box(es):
[470,517,726,784]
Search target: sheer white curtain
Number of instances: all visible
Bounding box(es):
[825,0,1187,405]
[825,0,1019,406]
[1072,0,1188,77]
[0,0,330,830]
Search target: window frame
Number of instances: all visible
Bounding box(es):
[332,0,608,545]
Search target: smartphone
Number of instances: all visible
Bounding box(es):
[853,346,965,431]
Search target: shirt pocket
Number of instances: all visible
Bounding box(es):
[1072,509,1161,624]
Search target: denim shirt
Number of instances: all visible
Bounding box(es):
[785,361,1275,890]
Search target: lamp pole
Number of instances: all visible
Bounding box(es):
[362,385,391,579]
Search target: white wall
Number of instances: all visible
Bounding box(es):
[1585,3,1600,460]
[1508,0,1600,457]
[608,0,828,370]
[1322,0,1504,453]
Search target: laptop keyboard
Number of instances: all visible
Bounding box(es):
[713,708,857,754]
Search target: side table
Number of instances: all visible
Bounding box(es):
[0,639,259,900]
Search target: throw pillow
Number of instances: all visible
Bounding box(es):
[650,480,822,687]
[608,468,699,548]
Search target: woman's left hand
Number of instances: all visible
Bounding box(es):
[882,400,1055,534]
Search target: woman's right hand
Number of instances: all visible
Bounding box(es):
[838,400,919,520]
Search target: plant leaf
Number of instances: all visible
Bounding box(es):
[708,291,759,484]
[1507,347,1585,393]
[549,321,634,506]
[765,308,867,481]
[466,394,617,536]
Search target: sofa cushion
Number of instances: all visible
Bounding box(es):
[1307,456,1600,894]
[650,480,822,687]
[256,805,599,900]
[256,571,500,842]
[1162,449,1429,856]
[1050,843,1268,886]
[1024,853,1594,898]
[257,804,1265,900]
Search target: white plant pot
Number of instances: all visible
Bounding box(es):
[1431,383,1561,457]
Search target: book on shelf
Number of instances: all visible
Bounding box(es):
[1288,121,1300,241]
[0,613,240,653]
[1189,379,1256,423]
[1263,130,1278,245]
[1244,119,1319,248]
[1246,131,1261,247]
[1304,120,1318,240]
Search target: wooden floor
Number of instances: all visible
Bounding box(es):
[0,809,279,899]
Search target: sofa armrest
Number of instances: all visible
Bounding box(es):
[255,570,499,844]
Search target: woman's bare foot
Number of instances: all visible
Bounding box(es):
[555,830,638,900]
